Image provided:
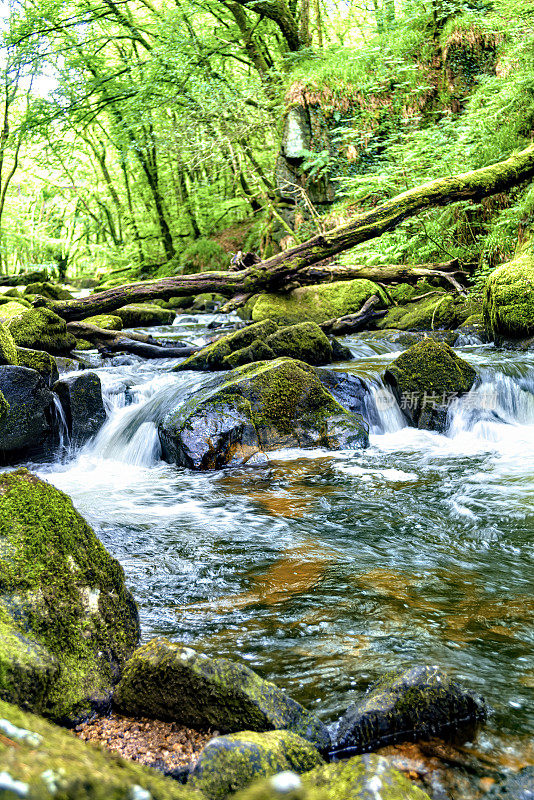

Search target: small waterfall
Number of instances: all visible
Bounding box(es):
[448,371,534,441]
[365,381,407,434]
[86,372,213,466]
[52,393,70,457]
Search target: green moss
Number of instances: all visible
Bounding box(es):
[265,322,333,366]
[235,753,431,800]
[7,308,76,355]
[83,314,123,331]
[0,389,9,424]
[378,294,458,331]
[24,282,73,301]
[386,281,438,305]
[0,301,31,324]
[74,338,95,351]
[0,295,32,308]
[0,322,18,365]
[223,341,276,369]
[114,304,175,328]
[0,469,139,720]
[483,248,534,339]
[176,320,278,371]
[252,281,383,326]
[189,730,325,800]
[15,348,58,383]
[0,699,194,800]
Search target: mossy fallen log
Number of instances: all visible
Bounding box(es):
[39,143,534,322]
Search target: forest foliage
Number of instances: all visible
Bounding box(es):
[0,0,533,286]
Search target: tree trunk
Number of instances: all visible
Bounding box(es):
[43,143,534,321]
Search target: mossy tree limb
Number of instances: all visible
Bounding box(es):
[42,143,534,322]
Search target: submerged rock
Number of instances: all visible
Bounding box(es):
[384,339,476,431]
[332,665,486,757]
[251,280,382,326]
[488,767,534,800]
[0,469,140,721]
[483,248,534,339]
[114,638,330,752]
[0,699,191,799]
[160,358,369,469]
[189,730,325,800]
[0,365,57,460]
[234,753,432,799]
[114,303,175,327]
[53,372,107,446]
[7,307,76,355]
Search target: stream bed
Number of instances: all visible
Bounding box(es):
[28,314,534,762]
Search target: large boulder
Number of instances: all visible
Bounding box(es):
[159,358,369,469]
[377,293,459,331]
[0,469,140,721]
[332,666,486,758]
[23,281,73,300]
[0,699,191,800]
[16,347,59,386]
[251,281,382,326]
[234,753,432,800]
[115,639,330,752]
[83,314,123,331]
[483,249,534,339]
[384,339,476,431]
[177,320,278,371]
[114,304,175,327]
[0,366,58,459]
[7,307,76,355]
[53,372,107,447]
[223,323,334,370]
[189,730,325,800]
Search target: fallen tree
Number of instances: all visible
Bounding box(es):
[39,143,534,322]
[67,321,198,358]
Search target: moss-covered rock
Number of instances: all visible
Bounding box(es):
[236,294,261,321]
[0,300,31,324]
[384,339,477,431]
[251,281,382,326]
[0,469,140,721]
[83,314,123,331]
[190,293,226,312]
[333,666,486,758]
[0,699,193,800]
[0,294,32,308]
[177,321,278,371]
[15,348,59,385]
[483,249,534,339]
[234,753,432,800]
[0,389,9,424]
[115,638,330,752]
[223,340,276,369]
[386,281,438,305]
[24,282,73,301]
[264,323,333,366]
[74,338,95,351]
[189,730,325,800]
[377,293,458,331]
[160,358,369,469]
[7,308,77,355]
[114,304,175,328]
[0,322,18,366]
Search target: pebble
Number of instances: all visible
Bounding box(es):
[74,712,213,772]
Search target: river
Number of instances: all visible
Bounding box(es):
[29,313,533,759]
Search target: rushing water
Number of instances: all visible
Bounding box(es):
[32,314,533,752]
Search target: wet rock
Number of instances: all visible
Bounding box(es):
[489,767,534,800]
[0,469,140,721]
[251,281,382,326]
[7,307,77,355]
[0,698,191,799]
[332,665,486,758]
[15,347,59,386]
[53,372,107,447]
[318,370,371,419]
[384,339,477,431]
[160,358,369,469]
[83,313,123,330]
[176,320,278,371]
[223,340,276,369]
[234,753,432,799]
[114,638,330,752]
[114,304,175,327]
[483,248,534,339]
[329,337,353,362]
[189,730,325,800]
[0,365,57,460]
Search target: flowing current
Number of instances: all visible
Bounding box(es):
[33,315,533,755]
